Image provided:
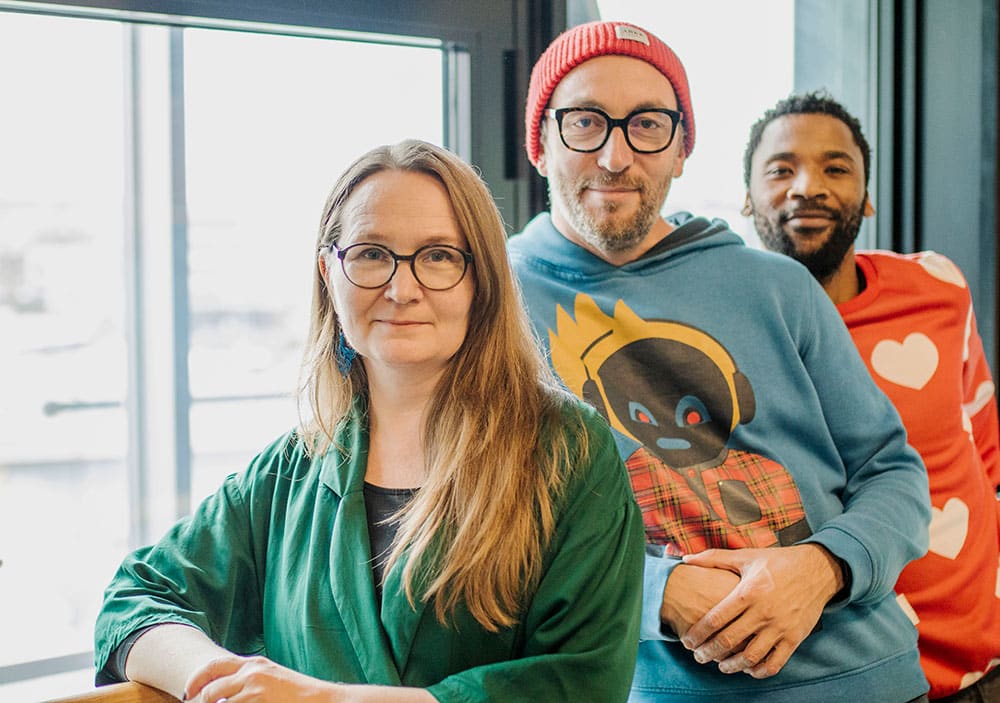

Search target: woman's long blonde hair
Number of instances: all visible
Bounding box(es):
[299,139,585,631]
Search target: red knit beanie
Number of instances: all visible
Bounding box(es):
[524,20,695,166]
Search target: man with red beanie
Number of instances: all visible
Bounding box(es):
[508,20,932,702]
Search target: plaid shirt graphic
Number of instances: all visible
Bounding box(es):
[626,445,810,556]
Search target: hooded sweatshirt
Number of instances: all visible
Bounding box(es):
[508,211,930,703]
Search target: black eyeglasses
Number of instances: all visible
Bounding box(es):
[329,242,473,290]
[546,106,683,154]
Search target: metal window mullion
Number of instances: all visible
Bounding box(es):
[168,26,192,518]
[0,651,95,684]
[441,45,451,152]
[442,42,471,160]
[122,22,149,548]
[881,0,920,255]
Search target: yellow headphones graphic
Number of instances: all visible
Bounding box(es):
[549,294,754,442]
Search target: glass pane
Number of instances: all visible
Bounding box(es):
[0,668,95,703]
[597,0,795,248]
[183,28,445,498]
[0,10,126,697]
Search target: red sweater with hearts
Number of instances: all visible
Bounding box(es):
[839,250,1000,698]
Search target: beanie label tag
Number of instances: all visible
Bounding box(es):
[614,25,650,45]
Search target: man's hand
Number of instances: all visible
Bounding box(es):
[678,544,844,679]
[660,563,740,638]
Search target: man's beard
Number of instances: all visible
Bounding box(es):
[550,172,669,254]
[754,199,866,283]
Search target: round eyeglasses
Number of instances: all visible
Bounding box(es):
[329,242,474,291]
[546,106,683,154]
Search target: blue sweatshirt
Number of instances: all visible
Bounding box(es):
[508,212,931,703]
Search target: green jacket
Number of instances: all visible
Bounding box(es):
[95,401,644,702]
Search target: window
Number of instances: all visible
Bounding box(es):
[0,7,458,700]
[181,27,444,501]
[0,11,129,697]
[596,0,796,248]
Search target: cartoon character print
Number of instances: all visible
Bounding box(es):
[549,294,811,555]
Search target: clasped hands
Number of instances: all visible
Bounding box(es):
[660,543,844,679]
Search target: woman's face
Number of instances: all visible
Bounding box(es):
[322,169,475,382]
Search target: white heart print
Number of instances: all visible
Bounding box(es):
[895,593,919,626]
[960,658,1000,689]
[918,252,966,287]
[871,333,939,390]
[928,497,969,560]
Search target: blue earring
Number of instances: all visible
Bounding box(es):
[336,330,357,376]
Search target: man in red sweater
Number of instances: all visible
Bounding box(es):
[743,91,1000,701]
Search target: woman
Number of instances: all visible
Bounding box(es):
[94,140,644,702]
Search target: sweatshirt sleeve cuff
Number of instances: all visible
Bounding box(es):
[641,547,682,642]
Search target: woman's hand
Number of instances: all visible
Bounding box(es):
[184,654,438,703]
[184,655,340,702]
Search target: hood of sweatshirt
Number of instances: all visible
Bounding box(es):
[507,211,744,279]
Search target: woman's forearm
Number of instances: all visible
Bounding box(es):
[125,623,437,702]
[125,623,229,699]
